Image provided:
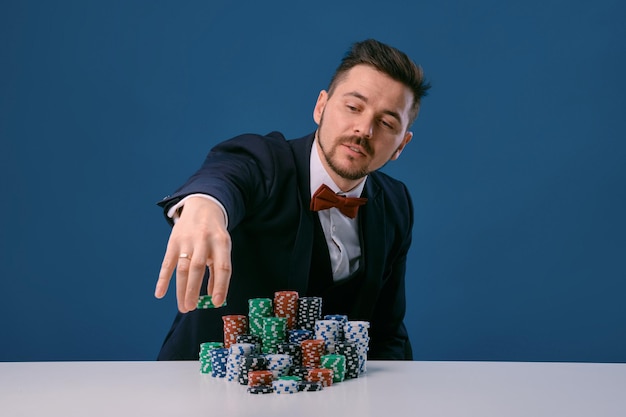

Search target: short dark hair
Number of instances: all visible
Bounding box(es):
[328,39,431,127]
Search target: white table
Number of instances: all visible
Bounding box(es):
[1,360,625,416]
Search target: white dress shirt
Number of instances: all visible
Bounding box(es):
[310,140,366,281]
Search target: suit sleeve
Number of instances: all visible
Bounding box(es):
[157,132,287,230]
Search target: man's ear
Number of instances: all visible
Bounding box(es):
[313,90,328,125]
[391,131,413,160]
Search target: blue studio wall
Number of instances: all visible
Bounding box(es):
[1,0,625,362]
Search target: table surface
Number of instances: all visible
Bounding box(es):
[1,360,625,417]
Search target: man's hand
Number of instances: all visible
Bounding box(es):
[154,196,232,313]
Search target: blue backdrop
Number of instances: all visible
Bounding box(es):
[1,0,625,362]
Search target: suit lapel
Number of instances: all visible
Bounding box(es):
[286,134,316,294]
[353,176,385,319]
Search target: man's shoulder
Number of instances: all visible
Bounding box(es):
[225,131,312,145]
[219,131,287,148]
[232,131,286,141]
[215,131,313,157]
[368,171,414,229]
[369,170,410,197]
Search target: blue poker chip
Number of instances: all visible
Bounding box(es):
[272,379,298,394]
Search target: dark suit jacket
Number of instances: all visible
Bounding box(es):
[157,131,414,360]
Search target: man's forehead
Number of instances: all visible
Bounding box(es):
[338,66,411,99]
[334,66,413,119]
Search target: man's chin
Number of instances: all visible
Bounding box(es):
[332,164,368,181]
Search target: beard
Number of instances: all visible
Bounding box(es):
[317,111,375,181]
[318,132,372,180]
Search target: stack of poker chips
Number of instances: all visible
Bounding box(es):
[209,347,229,377]
[272,378,299,394]
[225,343,256,382]
[222,315,248,349]
[298,381,323,391]
[247,370,274,394]
[277,342,302,367]
[288,329,313,344]
[265,353,293,379]
[199,341,224,374]
[248,370,273,386]
[296,297,322,331]
[198,292,372,394]
[248,298,273,338]
[307,368,334,387]
[247,386,274,394]
[343,321,370,374]
[314,319,341,353]
[238,354,268,385]
[320,354,346,383]
[261,317,287,354]
[273,291,299,329]
[324,314,348,340]
[236,334,262,353]
[335,341,360,379]
[301,339,325,368]
[288,365,310,380]
[278,374,304,391]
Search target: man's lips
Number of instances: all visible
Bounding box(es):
[342,143,367,156]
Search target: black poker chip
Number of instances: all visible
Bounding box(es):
[247,385,274,394]
[298,381,323,392]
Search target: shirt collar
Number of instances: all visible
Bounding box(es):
[310,136,367,198]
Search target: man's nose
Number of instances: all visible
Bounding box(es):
[353,116,374,138]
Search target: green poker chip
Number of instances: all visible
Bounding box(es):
[321,354,347,382]
[199,341,224,372]
[278,375,302,382]
[196,295,227,309]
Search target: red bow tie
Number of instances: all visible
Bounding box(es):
[310,184,367,219]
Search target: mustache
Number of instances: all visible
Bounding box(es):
[338,135,373,155]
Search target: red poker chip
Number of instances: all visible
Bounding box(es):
[307,368,334,387]
[248,370,274,386]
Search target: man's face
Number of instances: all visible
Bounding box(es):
[313,64,414,191]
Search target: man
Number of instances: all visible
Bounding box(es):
[155,39,430,360]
